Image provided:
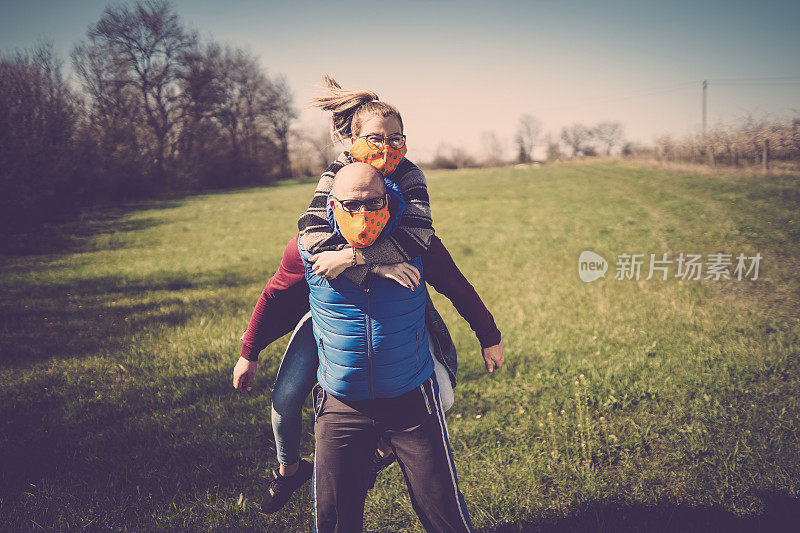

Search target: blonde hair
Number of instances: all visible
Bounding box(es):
[311,74,403,143]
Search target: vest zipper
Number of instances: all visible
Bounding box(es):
[415,331,421,364]
[365,283,375,400]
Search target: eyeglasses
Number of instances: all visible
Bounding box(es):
[333,194,388,213]
[359,134,406,149]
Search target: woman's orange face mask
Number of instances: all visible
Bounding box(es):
[350,115,406,176]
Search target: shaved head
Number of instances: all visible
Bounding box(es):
[331,162,386,199]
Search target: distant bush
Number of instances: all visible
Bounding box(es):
[654,116,800,169]
[424,144,478,170]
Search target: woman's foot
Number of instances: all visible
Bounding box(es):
[260,458,314,514]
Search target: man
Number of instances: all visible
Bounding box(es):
[232,159,504,524]
[300,162,475,532]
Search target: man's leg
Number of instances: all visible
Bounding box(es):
[313,385,377,533]
[381,376,474,533]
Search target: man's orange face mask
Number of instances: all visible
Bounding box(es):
[331,196,391,248]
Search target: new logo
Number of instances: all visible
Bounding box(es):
[578,250,607,282]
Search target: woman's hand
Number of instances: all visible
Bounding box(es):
[309,249,354,279]
[371,262,421,290]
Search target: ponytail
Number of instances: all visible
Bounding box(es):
[311,74,403,143]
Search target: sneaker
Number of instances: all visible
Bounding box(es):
[260,458,313,514]
[366,450,396,490]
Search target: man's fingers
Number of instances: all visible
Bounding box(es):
[491,354,503,368]
[308,254,318,262]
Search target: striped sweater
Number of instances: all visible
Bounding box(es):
[297,151,435,285]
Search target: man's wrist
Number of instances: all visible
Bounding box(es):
[478,330,502,349]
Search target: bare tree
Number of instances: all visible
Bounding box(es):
[652,112,800,168]
[481,130,504,166]
[290,125,338,176]
[545,133,562,161]
[176,43,295,186]
[560,123,591,157]
[75,0,197,185]
[1,43,80,226]
[594,121,624,155]
[265,75,297,178]
[515,114,542,163]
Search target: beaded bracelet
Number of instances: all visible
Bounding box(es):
[351,247,357,267]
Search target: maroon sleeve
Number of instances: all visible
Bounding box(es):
[240,234,311,361]
[423,235,502,348]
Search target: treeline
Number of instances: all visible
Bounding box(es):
[0,0,295,229]
[655,116,800,170]
[425,116,628,170]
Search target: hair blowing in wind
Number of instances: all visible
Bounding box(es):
[310,75,402,143]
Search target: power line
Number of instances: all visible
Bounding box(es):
[707,76,800,83]
[702,76,800,136]
[709,81,800,87]
[540,82,697,111]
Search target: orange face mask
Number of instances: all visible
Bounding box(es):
[332,203,391,248]
[349,138,408,176]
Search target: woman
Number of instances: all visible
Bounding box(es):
[232,75,505,514]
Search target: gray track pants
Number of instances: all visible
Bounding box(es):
[312,373,473,533]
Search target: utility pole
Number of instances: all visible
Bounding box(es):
[702,80,708,138]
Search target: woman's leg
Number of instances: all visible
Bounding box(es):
[270,312,319,470]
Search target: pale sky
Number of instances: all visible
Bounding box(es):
[2,0,799,161]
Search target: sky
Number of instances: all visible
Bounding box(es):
[2,0,799,161]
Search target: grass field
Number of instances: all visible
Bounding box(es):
[1,161,799,532]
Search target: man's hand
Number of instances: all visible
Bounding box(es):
[309,249,353,279]
[481,342,505,373]
[233,356,258,393]
[371,262,421,290]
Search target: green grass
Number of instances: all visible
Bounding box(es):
[1,162,799,531]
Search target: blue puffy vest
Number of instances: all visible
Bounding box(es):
[298,240,433,401]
